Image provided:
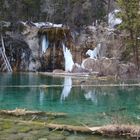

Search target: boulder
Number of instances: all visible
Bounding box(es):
[82,57,137,78]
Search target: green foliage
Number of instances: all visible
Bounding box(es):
[117,0,140,68]
[23,0,35,5]
[94,0,107,22]
[0,0,109,26]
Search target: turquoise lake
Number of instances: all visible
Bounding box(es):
[0,73,140,126]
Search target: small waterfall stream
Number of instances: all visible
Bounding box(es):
[86,43,101,59]
[108,9,122,28]
[62,43,74,72]
[41,35,49,54]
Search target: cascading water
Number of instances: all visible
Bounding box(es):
[42,35,49,54]
[108,9,122,28]
[62,43,74,72]
[86,43,101,59]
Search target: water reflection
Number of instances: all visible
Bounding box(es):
[84,90,98,105]
[60,76,72,102]
[39,88,45,106]
[0,73,140,125]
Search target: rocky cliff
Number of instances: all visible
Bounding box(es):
[0,21,138,79]
[0,0,139,78]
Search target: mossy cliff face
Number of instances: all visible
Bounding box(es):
[38,27,73,71]
[0,22,73,72]
[0,21,138,78]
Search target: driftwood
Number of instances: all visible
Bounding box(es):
[46,124,140,138]
[0,109,67,117]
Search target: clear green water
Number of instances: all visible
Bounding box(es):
[0,73,140,126]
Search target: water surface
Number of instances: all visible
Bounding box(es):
[0,73,140,126]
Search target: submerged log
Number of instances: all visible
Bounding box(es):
[0,109,67,117]
[0,117,139,138]
[47,124,140,138]
[47,123,101,133]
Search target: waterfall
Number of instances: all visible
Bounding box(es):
[62,43,74,72]
[60,76,72,101]
[108,9,122,28]
[86,43,101,59]
[42,35,49,54]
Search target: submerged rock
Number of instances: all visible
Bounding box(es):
[38,138,48,140]
[48,134,66,140]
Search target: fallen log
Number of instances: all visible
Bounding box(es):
[99,125,140,138]
[0,109,67,117]
[47,124,140,138]
[47,123,101,133]
[0,117,139,138]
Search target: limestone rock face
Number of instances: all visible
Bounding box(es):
[21,24,42,71]
[0,21,139,78]
[22,25,40,58]
[2,36,31,72]
[71,64,89,73]
[82,58,137,78]
[1,21,70,72]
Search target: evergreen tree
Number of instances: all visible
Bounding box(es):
[117,0,140,69]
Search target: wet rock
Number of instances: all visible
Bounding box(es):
[53,69,65,73]
[23,135,37,140]
[2,36,31,72]
[22,25,40,58]
[66,136,85,140]
[4,127,18,134]
[34,129,50,138]
[29,59,41,72]
[48,134,66,140]
[6,134,23,140]
[13,133,35,140]
[38,138,48,140]
[118,63,137,79]
[18,126,33,133]
[1,121,13,129]
[71,64,89,73]
[62,131,70,136]
[82,57,137,78]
